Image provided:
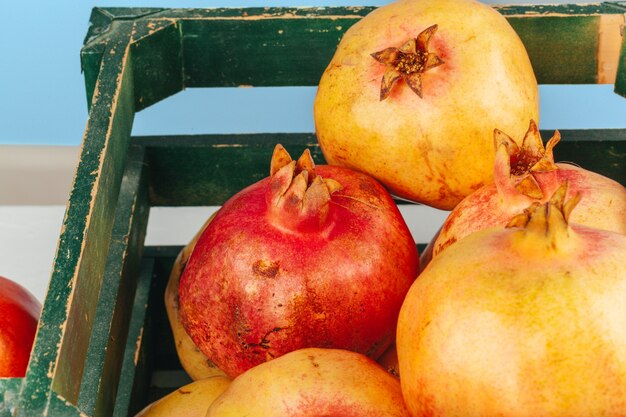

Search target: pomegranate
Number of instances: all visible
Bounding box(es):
[179,145,418,377]
[314,0,539,210]
[0,275,41,378]
[135,375,230,417]
[206,348,410,416]
[164,214,226,381]
[397,184,626,416]
[378,342,400,379]
[430,120,626,260]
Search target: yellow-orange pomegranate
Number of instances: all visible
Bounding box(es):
[206,348,410,416]
[397,185,626,416]
[135,376,230,417]
[314,0,538,210]
[430,121,626,260]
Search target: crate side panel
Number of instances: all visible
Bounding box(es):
[175,11,613,88]
[131,20,184,111]
[77,146,150,417]
[17,23,136,416]
[162,6,374,19]
[112,258,156,417]
[141,255,185,405]
[139,133,322,206]
[50,53,136,407]
[181,18,355,87]
[140,130,626,206]
[508,16,599,84]
[550,129,626,184]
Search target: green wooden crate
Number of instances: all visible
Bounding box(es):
[1,4,625,416]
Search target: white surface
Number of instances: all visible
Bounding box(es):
[0,146,79,205]
[0,205,447,303]
[0,206,67,302]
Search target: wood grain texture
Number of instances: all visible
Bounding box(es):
[137,130,624,207]
[16,21,136,417]
[76,145,150,417]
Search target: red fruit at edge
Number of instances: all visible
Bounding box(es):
[180,145,419,378]
[0,275,41,377]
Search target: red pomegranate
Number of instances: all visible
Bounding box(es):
[179,145,418,377]
[0,275,41,377]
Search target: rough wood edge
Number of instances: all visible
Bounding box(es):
[598,14,626,83]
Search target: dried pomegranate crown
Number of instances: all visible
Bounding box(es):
[507,181,580,229]
[268,144,342,229]
[371,24,444,100]
[506,181,581,252]
[494,120,560,200]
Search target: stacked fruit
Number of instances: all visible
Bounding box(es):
[140,0,626,415]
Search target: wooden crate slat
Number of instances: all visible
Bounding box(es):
[179,17,354,88]
[16,21,137,416]
[79,4,626,96]
[76,145,150,417]
[111,258,156,417]
[130,20,183,112]
[139,133,320,206]
[508,16,600,84]
[133,130,626,207]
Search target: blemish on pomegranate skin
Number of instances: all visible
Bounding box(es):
[358,179,380,198]
[308,354,320,368]
[253,260,280,278]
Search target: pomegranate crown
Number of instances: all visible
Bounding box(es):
[506,181,581,252]
[267,144,342,230]
[494,119,560,200]
[371,24,444,100]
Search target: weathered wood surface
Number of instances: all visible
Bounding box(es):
[81,3,626,104]
[136,130,625,207]
[76,145,150,417]
[16,21,136,417]
[111,258,155,417]
[0,378,20,417]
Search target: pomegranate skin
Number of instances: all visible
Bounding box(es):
[180,164,418,378]
[431,124,626,260]
[433,164,626,258]
[206,348,411,417]
[314,0,539,210]
[0,275,41,378]
[398,193,626,416]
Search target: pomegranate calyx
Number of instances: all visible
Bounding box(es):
[506,182,581,252]
[371,24,443,100]
[494,120,559,200]
[268,144,342,230]
[270,144,293,176]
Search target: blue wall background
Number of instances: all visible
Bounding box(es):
[2,1,625,146]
